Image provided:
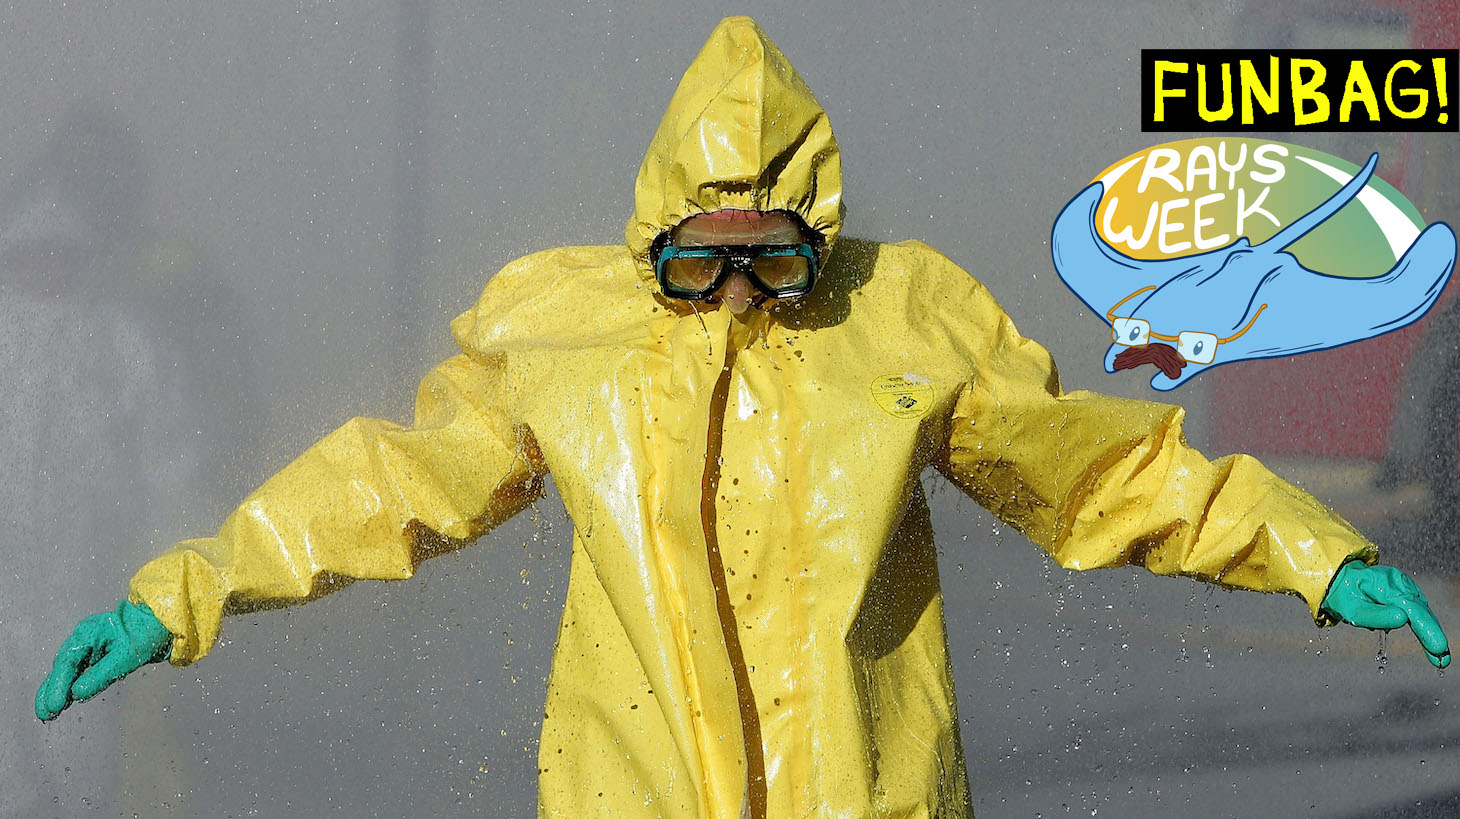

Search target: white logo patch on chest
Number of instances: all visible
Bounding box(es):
[869,371,935,420]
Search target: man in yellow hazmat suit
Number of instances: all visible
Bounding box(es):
[37,16,1450,818]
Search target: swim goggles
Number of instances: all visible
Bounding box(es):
[1105,286,1267,365]
[652,242,819,301]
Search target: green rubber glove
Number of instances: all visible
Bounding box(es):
[35,600,172,721]
[1321,561,1451,669]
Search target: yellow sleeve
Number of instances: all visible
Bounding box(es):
[935,286,1376,624]
[129,352,545,665]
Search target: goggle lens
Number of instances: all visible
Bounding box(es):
[664,257,725,292]
[751,254,811,290]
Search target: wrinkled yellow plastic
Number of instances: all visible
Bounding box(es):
[130,16,1376,818]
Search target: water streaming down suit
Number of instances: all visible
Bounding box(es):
[126,17,1378,817]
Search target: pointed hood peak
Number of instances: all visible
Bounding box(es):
[626,17,843,268]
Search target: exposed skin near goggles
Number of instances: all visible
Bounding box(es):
[668,209,809,315]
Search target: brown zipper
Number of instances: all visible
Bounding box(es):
[700,339,767,819]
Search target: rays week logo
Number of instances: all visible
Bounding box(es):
[1050,138,1457,391]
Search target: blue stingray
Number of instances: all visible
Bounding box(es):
[1050,153,1456,391]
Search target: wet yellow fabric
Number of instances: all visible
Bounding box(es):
[129,16,1376,818]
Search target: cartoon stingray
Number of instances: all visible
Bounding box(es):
[1051,153,1457,391]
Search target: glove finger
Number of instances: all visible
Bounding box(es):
[1395,598,1451,667]
[71,643,141,702]
[36,627,103,720]
[36,667,79,721]
[36,668,77,721]
[1335,598,1409,631]
[1356,569,1450,666]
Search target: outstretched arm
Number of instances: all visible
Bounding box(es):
[38,351,545,719]
[936,280,1445,665]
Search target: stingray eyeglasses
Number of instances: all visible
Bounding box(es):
[1105,286,1268,365]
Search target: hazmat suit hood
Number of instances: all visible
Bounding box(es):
[625,17,843,271]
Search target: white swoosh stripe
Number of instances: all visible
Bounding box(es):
[1293,154,1420,262]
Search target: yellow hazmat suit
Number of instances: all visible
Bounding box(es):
[129,17,1375,818]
